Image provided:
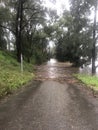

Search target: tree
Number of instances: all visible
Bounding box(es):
[92,0,97,75]
[0,2,11,50]
[0,0,46,62]
[55,7,93,66]
[54,0,97,67]
[13,0,45,62]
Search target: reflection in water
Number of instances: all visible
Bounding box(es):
[47,58,57,65]
[48,67,57,79]
[79,61,98,76]
[36,58,98,81]
[79,66,91,75]
[47,59,58,79]
[35,58,79,81]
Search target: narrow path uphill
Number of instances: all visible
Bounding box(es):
[0,59,98,130]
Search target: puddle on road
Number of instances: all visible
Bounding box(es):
[35,59,79,83]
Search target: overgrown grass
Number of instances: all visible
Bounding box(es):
[0,51,34,97]
[75,74,98,91]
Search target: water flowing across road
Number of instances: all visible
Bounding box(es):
[35,58,79,82]
[79,60,98,76]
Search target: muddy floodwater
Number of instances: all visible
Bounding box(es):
[79,62,98,76]
[35,59,98,81]
[35,58,79,83]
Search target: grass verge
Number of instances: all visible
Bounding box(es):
[0,51,34,97]
[75,74,98,91]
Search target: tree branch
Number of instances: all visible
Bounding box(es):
[21,11,41,30]
[0,24,15,35]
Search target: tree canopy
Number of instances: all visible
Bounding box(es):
[0,0,98,74]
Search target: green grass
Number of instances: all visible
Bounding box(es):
[0,51,34,97]
[75,74,98,91]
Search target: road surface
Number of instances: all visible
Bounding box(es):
[0,59,98,130]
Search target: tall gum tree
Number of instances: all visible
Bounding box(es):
[92,0,97,75]
[0,0,45,62]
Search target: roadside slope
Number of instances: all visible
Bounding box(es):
[0,51,34,97]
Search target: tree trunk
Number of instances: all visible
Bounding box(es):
[15,0,23,62]
[92,2,97,75]
[16,0,21,62]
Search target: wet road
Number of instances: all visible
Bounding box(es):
[0,59,98,130]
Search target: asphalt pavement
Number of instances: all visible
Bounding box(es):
[0,60,98,130]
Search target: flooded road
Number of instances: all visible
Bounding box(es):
[0,59,98,130]
[79,60,98,76]
[35,59,79,83]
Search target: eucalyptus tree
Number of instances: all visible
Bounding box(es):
[91,0,97,75]
[9,0,45,62]
[69,0,98,73]
[54,0,94,66]
[0,0,46,62]
[21,25,48,63]
[20,0,46,63]
[67,0,93,66]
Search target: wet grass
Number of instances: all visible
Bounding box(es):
[0,51,34,97]
[75,74,98,91]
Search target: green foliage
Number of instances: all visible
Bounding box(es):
[75,74,98,91]
[0,0,47,63]
[0,70,33,95]
[21,28,48,64]
[55,1,93,66]
[0,51,34,97]
[0,0,97,68]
